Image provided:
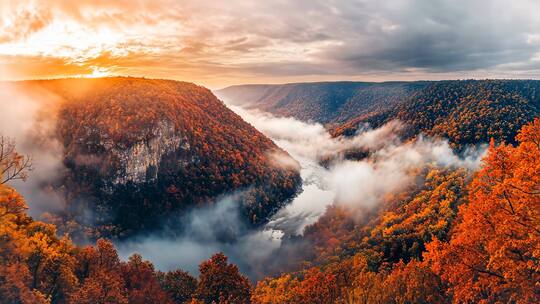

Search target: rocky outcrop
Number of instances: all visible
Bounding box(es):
[109,121,188,185]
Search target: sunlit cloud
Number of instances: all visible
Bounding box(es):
[0,0,539,87]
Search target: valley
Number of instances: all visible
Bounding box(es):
[1,77,538,303]
[1,1,539,302]
[217,80,540,150]
[2,78,302,240]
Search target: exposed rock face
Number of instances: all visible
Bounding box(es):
[110,121,187,185]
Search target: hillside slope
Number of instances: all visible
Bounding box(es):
[215,81,430,124]
[334,80,540,148]
[251,119,540,304]
[17,77,302,238]
[218,80,540,149]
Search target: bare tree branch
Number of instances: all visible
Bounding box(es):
[0,135,32,185]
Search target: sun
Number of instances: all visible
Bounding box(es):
[87,66,111,78]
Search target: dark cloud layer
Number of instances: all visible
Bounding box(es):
[327,0,540,72]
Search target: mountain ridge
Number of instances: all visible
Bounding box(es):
[217,79,540,149]
[6,77,302,239]
[215,80,431,125]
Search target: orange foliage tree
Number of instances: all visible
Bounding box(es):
[194,253,251,304]
[121,254,172,304]
[69,239,128,304]
[0,125,258,304]
[426,118,540,303]
[158,269,197,304]
[252,267,338,304]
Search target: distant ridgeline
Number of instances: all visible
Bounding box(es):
[16,77,302,239]
[216,80,540,149]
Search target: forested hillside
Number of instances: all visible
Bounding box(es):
[2,119,537,304]
[0,184,252,303]
[218,80,540,150]
[215,81,429,125]
[12,78,302,239]
[335,80,540,149]
[2,76,538,304]
[2,0,538,302]
[252,119,540,304]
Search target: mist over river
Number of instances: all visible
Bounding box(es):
[117,100,485,279]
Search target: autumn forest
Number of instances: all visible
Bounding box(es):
[1,1,540,304]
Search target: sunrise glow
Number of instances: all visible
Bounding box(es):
[1,0,540,88]
[86,66,111,78]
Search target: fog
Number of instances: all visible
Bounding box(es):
[0,81,487,279]
[117,195,283,278]
[117,102,486,279]
[0,82,65,216]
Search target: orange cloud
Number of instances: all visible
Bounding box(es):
[0,55,93,79]
[0,1,52,43]
[0,0,539,88]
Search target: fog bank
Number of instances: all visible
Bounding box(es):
[117,102,486,279]
[0,82,65,216]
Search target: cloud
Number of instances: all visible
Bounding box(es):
[327,137,486,209]
[228,104,486,232]
[0,1,53,43]
[230,105,403,161]
[0,0,539,87]
[117,194,284,280]
[0,81,66,216]
[117,103,487,280]
[325,0,540,73]
[268,150,302,171]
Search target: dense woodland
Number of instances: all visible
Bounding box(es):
[0,135,252,303]
[16,78,301,239]
[253,118,539,303]
[1,78,538,303]
[218,80,540,151]
[334,80,540,150]
[1,0,538,301]
[216,81,429,125]
[1,116,538,303]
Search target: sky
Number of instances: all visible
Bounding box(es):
[0,0,539,88]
